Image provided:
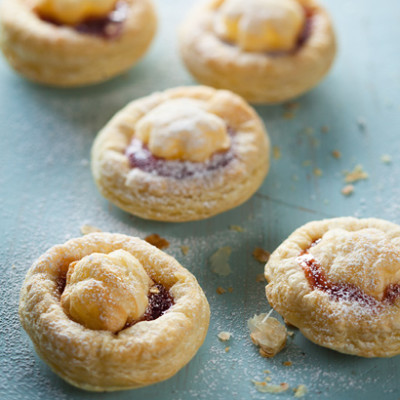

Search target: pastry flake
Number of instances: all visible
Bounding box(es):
[91,86,270,222]
[179,0,337,103]
[248,313,287,357]
[265,217,400,357]
[19,233,210,391]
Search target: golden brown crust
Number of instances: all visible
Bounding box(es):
[0,0,157,86]
[179,0,336,104]
[19,233,210,391]
[91,86,270,222]
[265,217,400,358]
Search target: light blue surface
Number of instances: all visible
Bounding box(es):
[1,0,400,399]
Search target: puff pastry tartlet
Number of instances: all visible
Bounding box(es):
[265,217,400,358]
[0,0,157,86]
[179,0,336,103]
[91,86,270,222]
[19,233,210,391]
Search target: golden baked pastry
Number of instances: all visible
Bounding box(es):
[19,233,210,391]
[265,217,400,358]
[0,0,157,86]
[179,0,336,103]
[91,86,270,222]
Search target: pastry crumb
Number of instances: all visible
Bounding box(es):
[302,160,312,167]
[228,287,233,293]
[252,380,289,394]
[225,346,230,352]
[248,313,287,358]
[149,286,160,294]
[253,248,270,263]
[313,168,322,177]
[283,361,292,367]
[180,245,189,255]
[321,125,330,133]
[304,126,314,135]
[273,146,281,160]
[145,234,170,250]
[344,165,368,183]
[216,286,226,295]
[381,154,392,164]
[263,370,271,374]
[332,150,341,159]
[11,264,16,269]
[80,224,102,235]
[210,247,232,276]
[230,225,245,232]
[256,274,266,282]
[341,184,355,196]
[287,331,295,337]
[218,331,232,342]
[294,384,308,398]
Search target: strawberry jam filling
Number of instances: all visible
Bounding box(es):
[40,1,128,39]
[297,240,400,307]
[125,127,235,179]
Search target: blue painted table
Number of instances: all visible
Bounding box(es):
[1,0,400,398]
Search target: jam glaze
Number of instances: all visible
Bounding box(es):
[39,1,128,39]
[126,127,236,179]
[124,283,174,329]
[297,240,400,308]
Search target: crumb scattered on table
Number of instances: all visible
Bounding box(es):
[256,274,266,282]
[248,313,287,358]
[341,184,355,196]
[181,245,189,255]
[230,225,245,232]
[218,331,232,342]
[313,168,322,177]
[225,347,230,352]
[210,247,232,276]
[149,286,160,294]
[80,224,102,235]
[228,287,233,293]
[344,165,369,183]
[145,234,170,249]
[302,160,312,167]
[321,125,330,133]
[381,154,392,164]
[294,384,308,398]
[252,381,289,394]
[332,150,341,159]
[253,248,270,263]
[283,361,293,367]
[273,146,281,160]
[216,286,226,295]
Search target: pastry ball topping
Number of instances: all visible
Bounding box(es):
[34,0,118,25]
[215,0,305,52]
[61,250,151,332]
[297,229,400,301]
[135,99,231,163]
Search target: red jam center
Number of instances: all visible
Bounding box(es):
[143,284,174,321]
[40,1,128,39]
[125,127,235,179]
[298,240,400,307]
